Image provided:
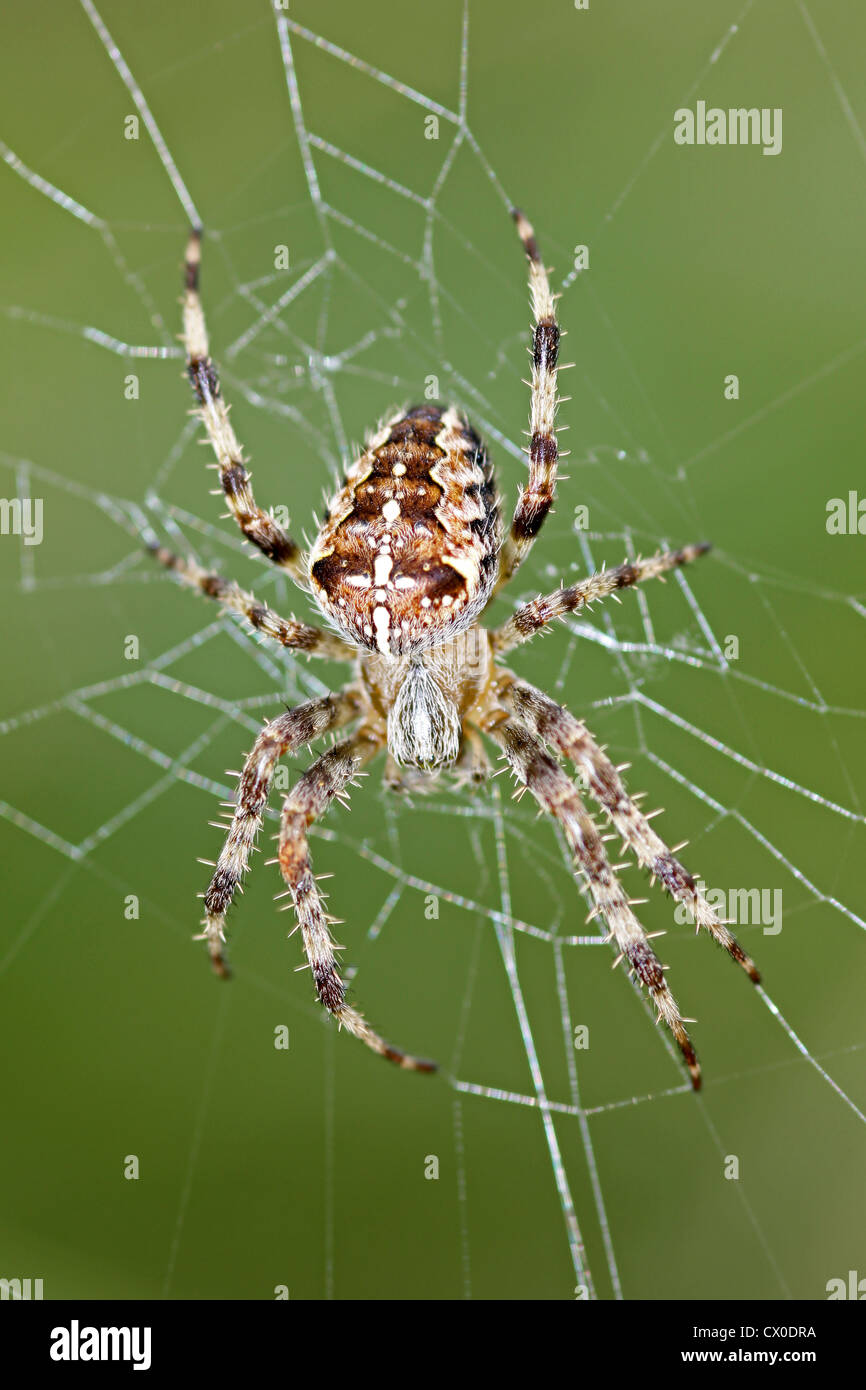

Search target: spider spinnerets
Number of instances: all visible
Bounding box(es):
[149,210,760,1087]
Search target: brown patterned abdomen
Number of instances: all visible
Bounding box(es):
[309,404,499,656]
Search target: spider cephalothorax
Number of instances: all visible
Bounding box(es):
[150,211,760,1088]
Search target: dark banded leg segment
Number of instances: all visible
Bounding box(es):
[491,716,701,1089]
[492,543,711,654]
[278,730,438,1073]
[149,545,352,661]
[496,210,561,591]
[199,689,361,975]
[183,230,304,581]
[502,678,760,982]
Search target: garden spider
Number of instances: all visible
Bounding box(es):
[150,211,759,1088]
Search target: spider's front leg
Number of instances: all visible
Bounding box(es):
[490,716,701,1088]
[453,724,492,789]
[182,230,306,584]
[503,678,760,981]
[199,689,361,974]
[278,730,438,1073]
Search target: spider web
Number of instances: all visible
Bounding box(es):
[1,0,865,1300]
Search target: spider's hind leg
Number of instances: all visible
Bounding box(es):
[182,229,307,587]
[496,209,562,593]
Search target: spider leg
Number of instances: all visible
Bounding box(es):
[454,724,491,789]
[382,754,425,797]
[198,688,361,975]
[182,230,306,584]
[383,752,409,795]
[278,729,438,1073]
[490,715,701,1089]
[501,678,760,981]
[149,545,353,661]
[491,543,711,654]
[495,210,561,593]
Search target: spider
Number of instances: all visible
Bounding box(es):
[149,211,760,1089]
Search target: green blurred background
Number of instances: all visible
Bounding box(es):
[1,0,865,1300]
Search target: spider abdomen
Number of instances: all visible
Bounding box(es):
[309,404,500,657]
